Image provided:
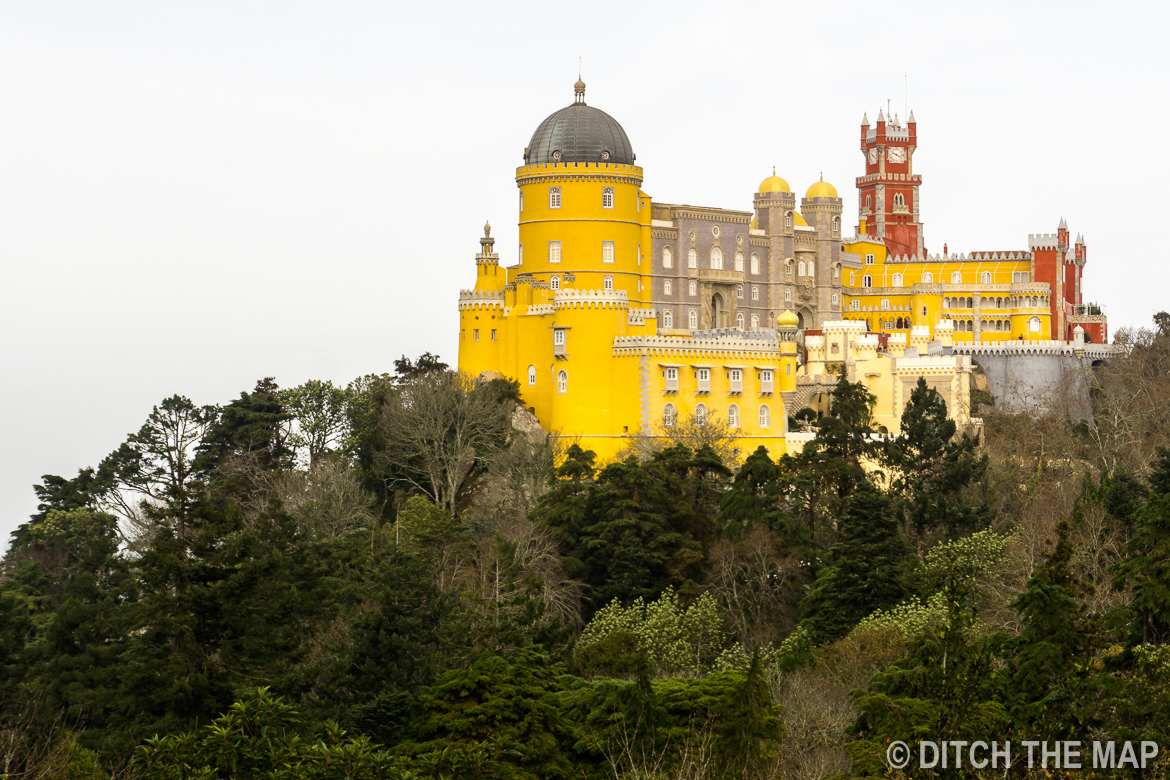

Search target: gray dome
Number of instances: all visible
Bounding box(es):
[524,102,635,166]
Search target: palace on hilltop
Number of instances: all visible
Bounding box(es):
[456,80,1110,460]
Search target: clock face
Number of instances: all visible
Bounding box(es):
[868,147,878,164]
[887,146,907,164]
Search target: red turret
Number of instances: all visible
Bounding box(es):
[857,107,923,258]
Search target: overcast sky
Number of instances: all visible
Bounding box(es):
[2,0,1166,551]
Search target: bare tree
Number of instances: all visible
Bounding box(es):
[618,411,743,467]
[276,457,375,539]
[374,371,513,516]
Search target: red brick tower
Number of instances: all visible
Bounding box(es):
[857,109,923,259]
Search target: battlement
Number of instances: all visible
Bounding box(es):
[524,304,555,316]
[613,331,788,354]
[459,289,506,310]
[951,341,1115,359]
[627,307,658,325]
[1028,233,1060,250]
[554,288,629,309]
[821,319,867,334]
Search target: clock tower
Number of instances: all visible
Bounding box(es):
[857,108,923,258]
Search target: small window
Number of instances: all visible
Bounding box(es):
[786,259,793,275]
[750,253,760,275]
[527,365,536,385]
[832,216,840,237]
[727,404,739,428]
[865,254,875,265]
[865,195,872,209]
[833,265,840,280]
[1029,316,1040,333]
[850,271,856,286]
[798,260,806,277]
[663,402,677,427]
[663,310,673,328]
[785,212,793,228]
[922,272,933,283]
[751,314,759,329]
[604,275,614,291]
[832,293,839,305]
[554,329,565,346]
[557,370,568,393]
[602,241,615,264]
[736,284,744,299]
[759,369,773,392]
[751,285,759,300]
[688,248,698,268]
[664,279,672,295]
[784,288,792,302]
[951,271,961,284]
[695,402,708,426]
[892,273,903,287]
[551,274,560,290]
[491,329,497,341]
[696,368,710,391]
[602,187,614,209]
[922,306,927,317]
[688,310,698,329]
[759,404,771,429]
[519,191,524,212]
[735,251,744,271]
[982,271,992,284]
[473,329,480,342]
[518,243,523,266]
[881,299,890,311]
[710,247,723,270]
[689,281,697,296]
[663,246,673,268]
[549,241,561,263]
[736,312,745,328]
[549,187,561,209]
[863,275,873,288]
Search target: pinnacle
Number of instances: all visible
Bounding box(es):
[907,109,916,123]
[862,112,869,126]
[877,108,885,122]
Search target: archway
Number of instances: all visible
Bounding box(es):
[712,293,725,328]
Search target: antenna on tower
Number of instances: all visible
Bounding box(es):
[578,57,582,80]
[887,98,891,120]
[904,75,908,119]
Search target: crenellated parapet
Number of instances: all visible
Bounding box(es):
[951,341,1115,359]
[459,289,506,310]
[554,288,630,309]
[627,307,658,325]
[1028,233,1060,250]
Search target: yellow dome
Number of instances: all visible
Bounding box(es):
[777,309,800,328]
[758,167,790,194]
[806,179,838,199]
[793,212,808,227]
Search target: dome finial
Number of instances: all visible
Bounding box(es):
[574,60,586,105]
[772,165,776,175]
[484,220,491,237]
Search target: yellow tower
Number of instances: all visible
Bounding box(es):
[515,79,652,304]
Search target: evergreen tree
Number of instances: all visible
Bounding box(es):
[799,481,911,644]
[1111,493,1170,647]
[1149,445,1170,498]
[718,445,781,537]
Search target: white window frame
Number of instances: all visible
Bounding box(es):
[602,187,614,209]
[729,369,743,392]
[751,285,759,301]
[784,288,792,302]
[518,243,523,266]
[736,312,745,328]
[519,191,524,212]
[850,271,856,286]
[664,279,672,295]
[736,284,744,299]
[663,246,673,268]
[750,253,760,275]
[727,403,739,429]
[892,273,903,287]
[759,404,771,428]
[602,241,615,264]
[710,247,723,270]
[695,402,708,426]
[696,368,711,391]
[553,329,566,346]
[549,186,561,209]
[689,281,697,296]
[865,253,875,265]
[982,271,992,284]
[734,251,744,272]
[785,212,793,228]
[688,248,697,269]
[662,310,673,328]
[557,370,568,393]
[527,365,536,385]
[664,367,679,391]
[688,310,697,329]
[951,271,962,284]
[663,402,677,427]
[550,274,560,290]
[603,275,614,291]
[549,240,561,263]
[863,275,873,288]
[759,369,773,393]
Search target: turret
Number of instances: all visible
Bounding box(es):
[475,220,502,289]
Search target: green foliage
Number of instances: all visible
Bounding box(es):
[1111,494,1170,646]
[576,589,726,676]
[135,687,408,779]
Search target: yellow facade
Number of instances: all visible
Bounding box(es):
[839,239,1053,343]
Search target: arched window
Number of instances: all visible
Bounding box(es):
[689,281,697,296]
[833,265,840,280]
[663,246,673,268]
[751,314,760,329]
[750,253,760,274]
[602,187,614,209]
[550,274,560,290]
[893,193,905,207]
[663,310,673,328]
[1029,316,1040,333]
[832,216,840,237]
[527,365,536,385]
[751,285,759,300]
[727,404,739,429]
[688,248,698,268]
[832,292,839,305]
[602,241,615,263]
[863,275,873,288]
[736,312,745,328]
[663,403,677,428]
[850,271,856,286]
[518,244,523,266]
[664,279,672,295]
[736,284,744,299]
[549,187,561,208]
[688,310,698,329]
[695,403,708,427]
[967,297,974,308]
[549,241,561,263]
[759,404,771,428]
[951,271,961,284]
[785,212,793,228]
[603,275,614,291]
[922,272,933,283]
[798,260,806,277]
[519,191,524,212]
[942,297,949,309]
[892,273,903,287]
[557,370,567,393]
[784,288,792,302]
[710,247,723,270]
[786,259,794,275]
[981,271,992,284]
[735,251,744,271]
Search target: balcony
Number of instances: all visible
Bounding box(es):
[698,268,744,284]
